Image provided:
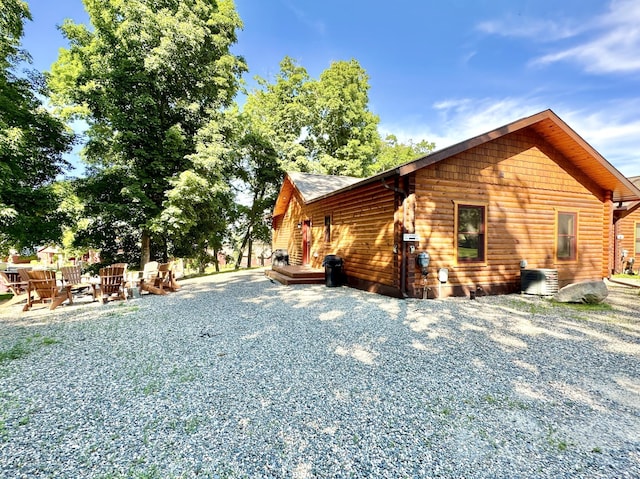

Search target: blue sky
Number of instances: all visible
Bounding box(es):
[21,0,640,177]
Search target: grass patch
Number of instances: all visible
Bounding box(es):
[546,426,573,451]
[103,305,141,318]
[0,342,30,363]
[501,298,552,315]
[612,273,639,281]
[0,333,60,364]
[551,301,613,312]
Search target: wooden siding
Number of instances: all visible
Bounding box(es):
[616,207,640,272]
[272,189,305,265]
[411,129,607,297]
[273,179,400,294]
[272,122,620,298]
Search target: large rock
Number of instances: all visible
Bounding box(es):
[553,280,609,304]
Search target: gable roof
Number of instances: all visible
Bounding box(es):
[272,172,360,217]
[288,172,361,202]
[396,109,640,203]
[298,109,640,205]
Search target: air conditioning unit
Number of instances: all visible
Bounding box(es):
[521,269,559,295]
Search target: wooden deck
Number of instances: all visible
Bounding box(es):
[265,265,325,285]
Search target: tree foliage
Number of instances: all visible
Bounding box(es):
[159,113,237,272]
[230,111,283,267]
[367,134,436,175]
[0,0,74,254]
[1,1,435,270]
[48,0,246,266]
[244,57,314,173]
[310,59,381,176]
[247,57,382,178]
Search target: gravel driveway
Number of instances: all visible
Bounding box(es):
[0,270,639,478]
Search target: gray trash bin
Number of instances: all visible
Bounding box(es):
[322,255,343,287]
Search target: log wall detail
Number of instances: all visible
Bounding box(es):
[411,129,607,297]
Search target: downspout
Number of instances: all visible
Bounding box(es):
[381,177,409,298]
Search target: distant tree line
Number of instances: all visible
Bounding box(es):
[0,0,434,271]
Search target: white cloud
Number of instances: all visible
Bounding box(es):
[477,1,640,74]
[476,17,581,42]
[562,105,640,176]
[532,0,640,73]
[380,97,640,177]
[381,97,548,150]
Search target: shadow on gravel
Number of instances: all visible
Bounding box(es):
[0,268,638,478]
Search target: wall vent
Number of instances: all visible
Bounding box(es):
[520,269,559,295]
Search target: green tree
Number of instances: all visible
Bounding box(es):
[0,0,74,255]
[48,0,246,267]
[248,57,381,178]
[367,134,435,175]
[70,166,147,267]
[309,59,381,177]
[245,56,314,172]
[230,112,283,268]
[160,113,237,273]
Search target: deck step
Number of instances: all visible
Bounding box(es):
[266,268,325,285]
[271,265,324,279]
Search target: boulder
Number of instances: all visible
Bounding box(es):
[553,280,609,304]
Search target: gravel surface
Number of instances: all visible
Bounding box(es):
[0,270,638,478]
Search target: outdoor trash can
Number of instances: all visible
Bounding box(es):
[273,249,289,267]
[322,254,343,287]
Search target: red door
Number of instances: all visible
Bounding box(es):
[302,220,311,265]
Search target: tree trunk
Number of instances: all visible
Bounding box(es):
[247,237,253,269]
[140,230,151,269]
[213,248,220,272]
[235,226,251,270]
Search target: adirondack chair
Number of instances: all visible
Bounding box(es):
[138,261,167,296]
[157,262,180,292]
[60,265,94,300]
[18,268,31,283]
[98,265,127,303]
[24,270,72,312]
[0,271,30,308]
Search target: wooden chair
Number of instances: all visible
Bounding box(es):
[98,265,127,303]
[60,265,94,300]
[157,262,180,292]
[0,271,30,308]
[18,268,31,283]
[139,262,181,295]
[138,261,167,296]
[24,270,72,312]
[140,261,158,282]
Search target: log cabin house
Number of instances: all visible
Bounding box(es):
[270,109,640,298]
[613,176,640,274]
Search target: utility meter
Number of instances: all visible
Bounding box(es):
[416,252,430,275]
